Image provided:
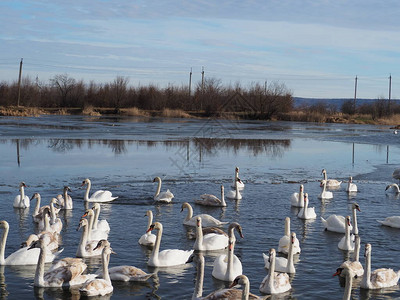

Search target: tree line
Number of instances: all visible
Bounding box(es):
[0,73,399,120]
[0,74,293,119]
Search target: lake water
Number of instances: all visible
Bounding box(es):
[1,115,400,299]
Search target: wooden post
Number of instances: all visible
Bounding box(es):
[188,68,192,97]
[17,58,23,107]
[353,76,357,113]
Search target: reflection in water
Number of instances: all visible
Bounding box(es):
[5,137,291,158]
[0,266,7,299]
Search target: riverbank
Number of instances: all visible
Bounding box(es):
[1,105,400,128]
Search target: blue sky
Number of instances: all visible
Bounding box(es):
[0,0,399,98]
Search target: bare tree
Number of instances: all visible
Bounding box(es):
[111,76,129,112]
[50,74,76,107]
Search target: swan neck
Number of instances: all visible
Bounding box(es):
[93,207,100,229]
[194,223,203,250]
[287,238,294,272]
[343,272,352,300]
[44,213,51,232]
[34,244,46,287]
[185,204,193,222]
[33,195,40,216]
[352,209,358,235]
[20,185,25,205]
[146,212,153,232]
[227,236,235,279]
[151,225,162,264]
[242,279,249,300]
[87,213,94,241]
[221,188,226,206]
[363,250,371,287]
[284,218,290,237]
[154,179,161,198]
[102,251,111,284]
[353,238,360,262]
[78,223,89,256]
[267,253,275,289]
[84,181,91,201]
[0,225,8,264]
[50,202,56,222]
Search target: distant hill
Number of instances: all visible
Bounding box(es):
[293,97,399,109]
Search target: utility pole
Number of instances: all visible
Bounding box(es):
[188,68,192,97]
[201,67,205,93]
[264,80,267,95]
[353,76,357,113]
[388,74,392,113]
[17,58,23,107]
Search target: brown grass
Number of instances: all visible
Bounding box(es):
[0,106,46,117]
[377,114,400,126]
[160,108,192,118]
[82,106,101,116]
[120,107,151,117]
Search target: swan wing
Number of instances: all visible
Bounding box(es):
[89,190,118,202]
[321,215,349,233]
[371,268,400,288]
[155,249,193,267]
[154,190,174,202]
[201,233,229,251]
[139,232,156,246]
[377,216,400,228]
[80,278,113,296]
[107,266,153,281]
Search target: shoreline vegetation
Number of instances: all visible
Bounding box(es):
[1,74,400,128]
[1,105,400,129]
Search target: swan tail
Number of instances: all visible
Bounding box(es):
[54,248,64,258]
[320,217,327,228]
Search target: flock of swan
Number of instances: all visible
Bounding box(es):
[4,166,400,299]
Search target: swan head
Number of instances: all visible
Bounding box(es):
[21,234,39,248]
[19,182,27,188]
[0,220,9,230]
[180,202,190,212]
[81,209,94,218]
[349,176,353,182]
[229,274,248,288]
[30,192,40,201]
[196,217,202,227]
[303,193,308,202]
[81,178,90,186]
[300,184,304,191]
[91,203,101,211]
[321,169,326,175]
[345,216,351,227]
[93,239,111,251]
[77,218,88,231]
[64,186,72,192]
[41,207,51,217]
[221,185,224,192]
[147,222,162,233]
[235,167,239,172]
[268,248,276,263]
[152,177,161,183]
[291,232,296,243]
[352,202,361,212]
[145,210,153,217]
[229,222,244,238]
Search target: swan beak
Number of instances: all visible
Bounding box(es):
[81,211,89,218]
[111,250,117,255]
[333,268,342,277]
[146,224,155,233]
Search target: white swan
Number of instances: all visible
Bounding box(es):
[320,169,342,188]
[259,248,291,294]
[81,208,109,241]
[231,167,245,190]
[297,193,316,220]
[346,176,357,193]
[81,178,118,202]
[385,183,400,193]
[0,220,62,265]
[226,178,242,200]
[76,218,103,258]
[321,203,360,234]
[264,232,296,274]
[195,185,226,207]
[146,222,193,267]
[212,222,243,282]
[13,182,30,208]
[291,184,304,207]
[318,179,333,199]
[194,217,233,251]
[333,266,354,300]
[31,235,95,288]
[138,210,156,247]
[79,243,114,296]
[339,234,364,278]
[153,176,174,203]
[278,217,301,254]
[95,240,153,282]
[377,215,400,228]
[55,186,73,209]
[181,202,228,227]
[338,216,354,251]
[360,243,400,289]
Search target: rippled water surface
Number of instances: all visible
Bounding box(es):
[1,115,400,299]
